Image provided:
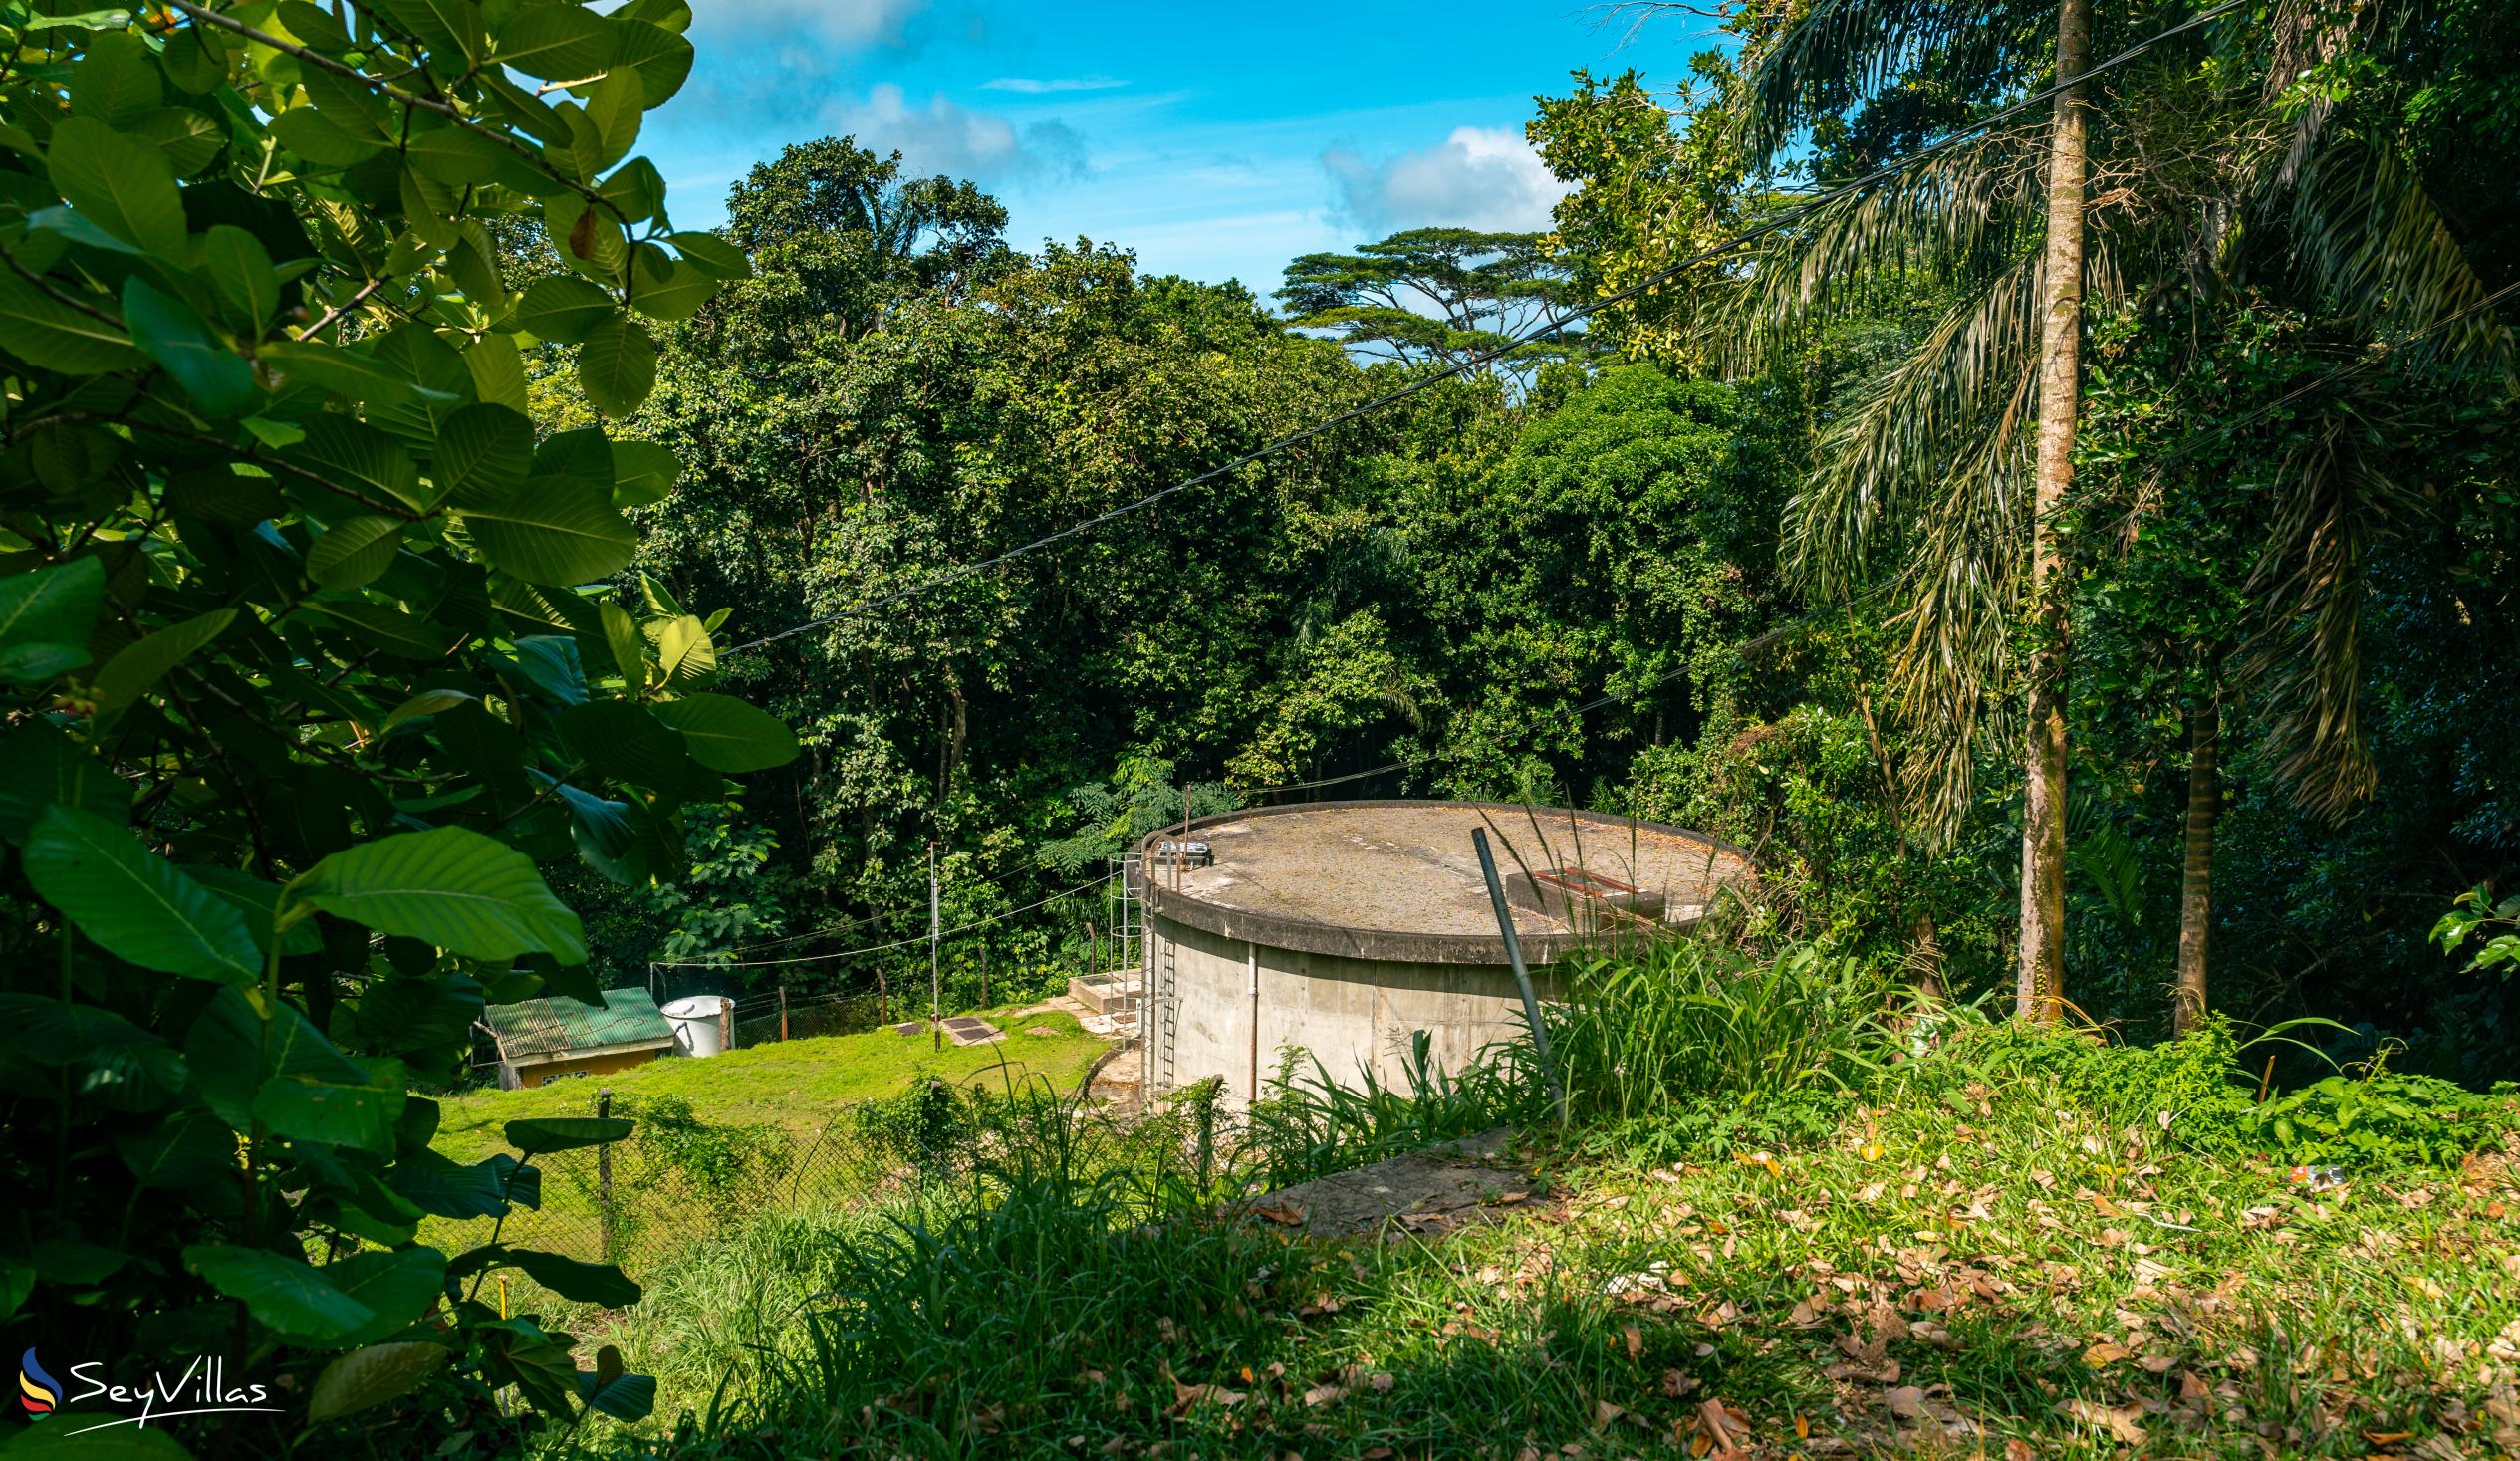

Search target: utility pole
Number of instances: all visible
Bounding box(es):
[928,840,942,1053]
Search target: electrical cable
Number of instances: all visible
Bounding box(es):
[716,0,2251,659]
[647,873,1106,970]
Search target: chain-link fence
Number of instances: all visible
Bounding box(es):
[421,1088,934,1290]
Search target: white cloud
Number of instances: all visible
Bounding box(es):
[821,84,1088,186]
[692,0,928,46]
[1322,126,1568,235]
[981,76,1127,94]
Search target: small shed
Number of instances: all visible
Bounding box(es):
[482,988,676,1090]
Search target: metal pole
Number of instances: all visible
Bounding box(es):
[927,841,941,1053]
[1247,941,1259,1105]
[595,1088,617,1263]
[1472,827,1566,1124]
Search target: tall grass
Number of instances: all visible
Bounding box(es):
[1239,1029,1545,1188]
[1543,936,1890,1133]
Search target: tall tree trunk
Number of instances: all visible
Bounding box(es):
[2173,686,2219,1035]
[2017,0,2093,1023]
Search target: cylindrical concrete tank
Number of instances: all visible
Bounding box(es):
[659,995,731,1058]
[1133,800,1752,1104]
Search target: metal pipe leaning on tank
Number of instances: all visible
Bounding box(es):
[1472,826,1566,1126]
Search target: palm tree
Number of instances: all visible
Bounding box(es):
[1707,0,2510,1024]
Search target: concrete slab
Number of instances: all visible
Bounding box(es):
[1232,1129,1546,1239]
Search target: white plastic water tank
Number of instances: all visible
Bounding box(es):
[659,995,731,1058]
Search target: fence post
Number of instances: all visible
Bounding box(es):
[779,983,789,1042]
[596,1087,617,1264]
[717,996,732,1054]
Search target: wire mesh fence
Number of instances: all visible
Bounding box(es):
[420,1090,927,1289]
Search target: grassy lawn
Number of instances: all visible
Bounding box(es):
[616,1041,2520,1459]
[431,1005,1109,1164]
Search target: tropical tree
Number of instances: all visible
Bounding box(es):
[1277,227,1584,385]
[1686,0,2511,1023]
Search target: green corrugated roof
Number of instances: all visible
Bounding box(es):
[483,988,671,1061]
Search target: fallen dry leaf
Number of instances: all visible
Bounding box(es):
[1884,1385,1928,1420]
[1250,1203,1306,1227]
[2058,1398,2147,1444]
[1623,1327,1643,1360]
[2083,1341,2135,1368]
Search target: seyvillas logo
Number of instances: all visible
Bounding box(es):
[15,1351,281,1434]
[18,1349,60,1417]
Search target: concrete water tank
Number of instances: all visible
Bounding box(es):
[1133,800,1752,1105]
[659,995,732,1058]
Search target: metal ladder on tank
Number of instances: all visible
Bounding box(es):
[1153,929,1178,1095]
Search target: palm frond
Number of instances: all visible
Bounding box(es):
[2278,140,2516,374]
[1782,250,2046,598]
[1743,0,2045,165]
[2234,398,2418,821]
[1711,129,2050,377]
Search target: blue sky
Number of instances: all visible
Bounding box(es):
[642,1,1713,294]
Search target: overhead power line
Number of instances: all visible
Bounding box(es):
[718,0,2250,660]
[648,873,1105,971]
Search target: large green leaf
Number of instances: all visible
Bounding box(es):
[307,1341,452,1424]
[0,720,132,844]
[651,693,800,773]
[253,1072,407,1154]
[324,1246,446,1345]
[24,807,260,983]
[117,1110,240,1189]
[202,224,279,332]
[503,1116,632,1155]
[0,270,141,374]
[306,515,406,589]
[579,1345,656,1420]
[0,994,185,1111]
[287,826,589,963]
[609,16,692,108]
[0,557,105,683]
[184,1244,374,1343]
[123,276,255,417]
[514,275,614,345]
[576,314,656,415]
[91,608,237,729]
[69,29,162,126]
[666,230,752,281]
[496,1247,641,1308]
[183,988,371,1132]
[285,415,427,512]
[46,115,185,252]
[608,439,681,508]
[459,477,637,585]
[492,3,617,79]
[385,1148,511,1219]
[434,401,533,507]
[561,699,688,786]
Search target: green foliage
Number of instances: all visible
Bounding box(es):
[0,1,801,1449]
[1038,755,1233,875]
[1241,1032,1544,1189]
[2245,1069,2505,1168]
[1545,936,1891,1132]
[2435,885,2520,978]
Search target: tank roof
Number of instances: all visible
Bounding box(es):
[1135,800,1753,964]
